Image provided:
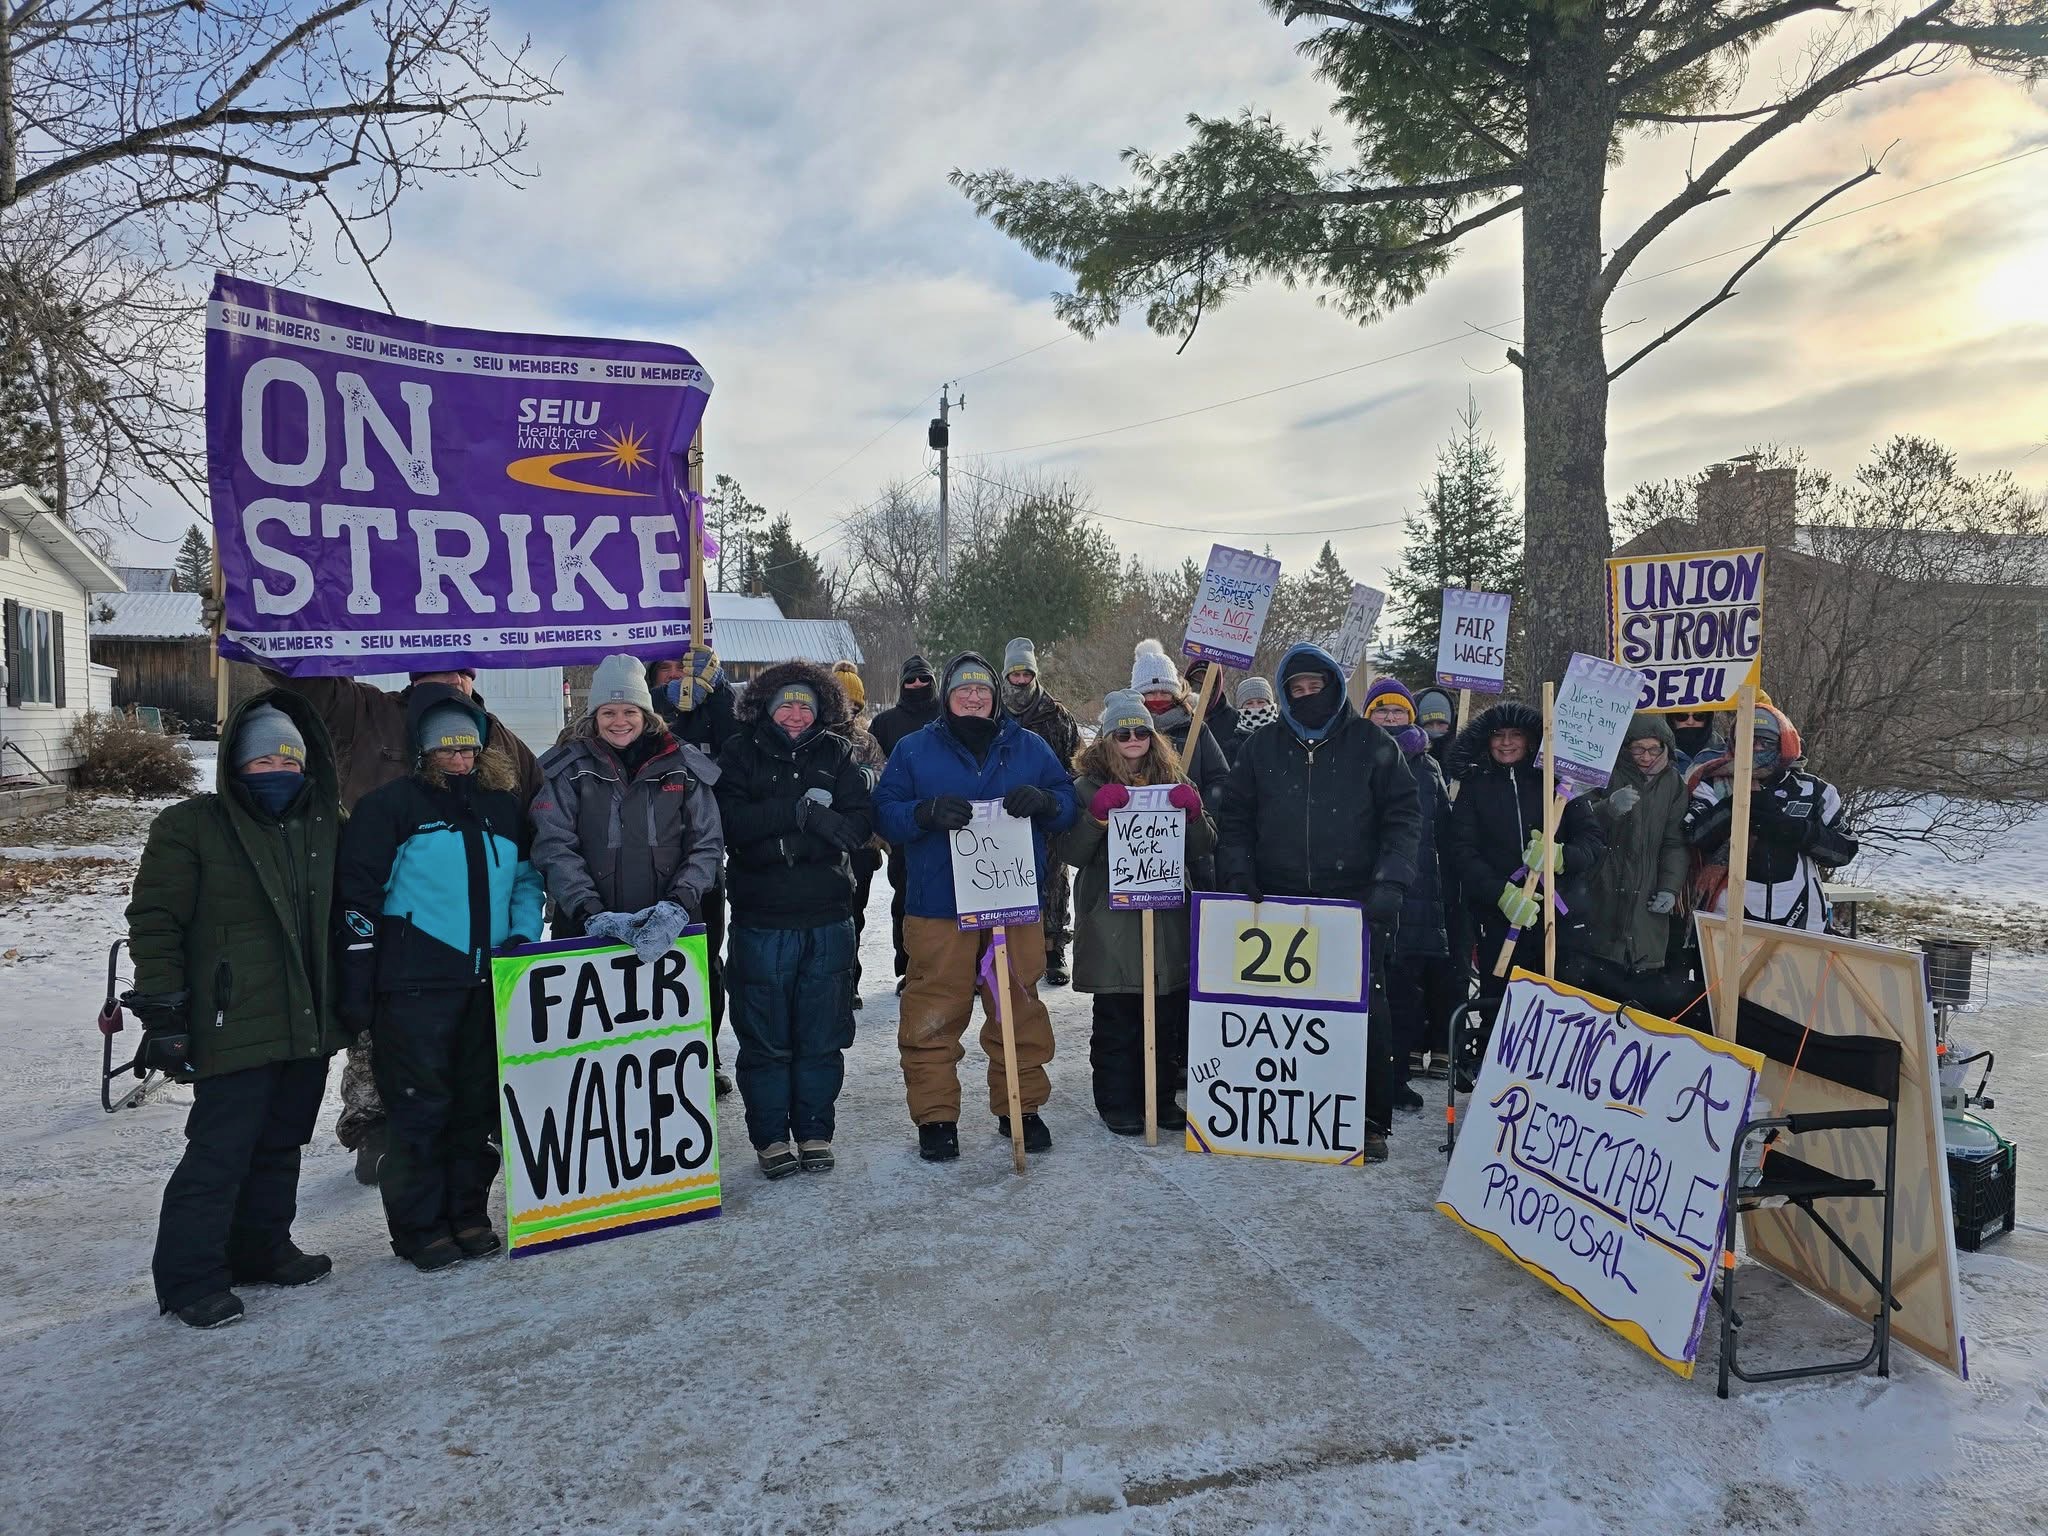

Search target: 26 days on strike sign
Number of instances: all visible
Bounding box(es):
[207,276,713,675]
[950,800,1041,930]
[1606,547,1765,712]
[1184,544,1282,668]
[1437,588,1512,692]
[1185,893,1371,1164]
[1108,785,1186,910]
[492,932,720,1257]
[1436,972,1762,1376]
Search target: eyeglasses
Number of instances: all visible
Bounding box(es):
[1110,727,1154,743]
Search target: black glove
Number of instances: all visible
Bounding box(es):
[806,806,866,852]
[1225,869,1264,905]
[120,990,197,1080]
[1749,789,1814,849]
[1002,784,1059,819]
[915,796,974,832]
[1363,880,1405,927]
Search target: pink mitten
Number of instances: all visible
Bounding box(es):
[1088,782,1132,820]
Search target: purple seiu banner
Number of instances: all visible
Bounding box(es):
[206,276,713,675]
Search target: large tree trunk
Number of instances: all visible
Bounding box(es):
[1517,17,1614,697]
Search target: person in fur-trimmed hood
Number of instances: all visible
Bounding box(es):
[1442,700,1608,999]
[1683,700,1856,933]
[716,660,875,1177]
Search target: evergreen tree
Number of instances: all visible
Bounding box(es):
[707,473,767,590]
[172,524,213,593]
[1256,540,1353,679]
[759,515,827,618]
[926,491,1120,665]
[0,337,59,508]
[1388,400,1523,667]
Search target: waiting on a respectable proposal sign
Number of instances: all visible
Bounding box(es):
[206,275,713,675]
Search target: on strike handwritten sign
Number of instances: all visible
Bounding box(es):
[1109,785,1186,910]
[1185,894,1372,1165]
[1606,546,1765,712]
[1437,588,1512,693]
[1184,544,1281,669]
[1550,653,1649,793]
[1436,971,1761,1377]
[950,800,1041,930]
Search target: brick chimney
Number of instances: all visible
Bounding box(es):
[1696,457,1798,547]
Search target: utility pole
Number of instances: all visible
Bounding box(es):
[930,383,962,582]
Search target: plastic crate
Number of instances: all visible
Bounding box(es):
[1947,1140,2018,1253]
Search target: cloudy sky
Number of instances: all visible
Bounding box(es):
[124,0,2048,593]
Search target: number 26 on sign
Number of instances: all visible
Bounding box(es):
[1234,921,1318,990]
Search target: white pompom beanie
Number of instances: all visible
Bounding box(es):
[1130,639,1181,695]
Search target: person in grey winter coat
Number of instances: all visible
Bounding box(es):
[1053,689,1218,1136]
[1560,712,1692,1015]
[531,655,724,948]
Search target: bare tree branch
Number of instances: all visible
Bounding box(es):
[1607,154,1883,380]
[1615,0,1850,96]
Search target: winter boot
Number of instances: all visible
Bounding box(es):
[917,1121,959,1162]
[1098,1104,1144,1137]
[998,1114,1054,1154]
[1363,1130,1390,1164]
[799,1139,835,1172]
[1044,951,1070,986]
[231,1244,332,1289]
[353,1123,389,1187]
[171,1290,245,1330]
[406,1236,465,1275]
[454,1227,503,1259]
[757,1142,800,1180]
[1156,1098,1188,1133]
[1394,1082,1426,1112]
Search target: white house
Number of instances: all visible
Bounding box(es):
[1,486,125,784]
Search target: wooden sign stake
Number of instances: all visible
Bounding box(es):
[1492,682,1557,979]
[1181,663,1221,765]
[1142,909,1159,1146]
[991,927,1027,1174]
[1718,684,1759,1035]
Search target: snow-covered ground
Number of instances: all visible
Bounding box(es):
[4,772,2047,1535]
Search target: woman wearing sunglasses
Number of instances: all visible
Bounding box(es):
[1055,691,1217,1136]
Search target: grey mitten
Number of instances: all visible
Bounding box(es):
[586,911,635,944]
[1646,890,1678,915]
[628,900,689,964]
[1607,786,1640,817]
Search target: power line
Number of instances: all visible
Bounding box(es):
[976,141,2048,458]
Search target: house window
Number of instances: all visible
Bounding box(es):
[10,603,57,705]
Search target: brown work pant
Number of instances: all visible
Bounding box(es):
[898,917,1055,1124]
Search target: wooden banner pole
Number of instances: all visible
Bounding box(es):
[1718,685,1759,1036]
[1142,910,1159,1146]
[1491,681,1556,979]
[1181,664,1221,765]
[687,424,707,652]
[1457,688,1472,730]
[991,926,1027,1174]
[211,544,228,723]
[1541,679,1560,982]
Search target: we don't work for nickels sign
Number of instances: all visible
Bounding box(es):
[207,276,713,675]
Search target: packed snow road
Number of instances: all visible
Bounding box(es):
[4,797,2046,1535]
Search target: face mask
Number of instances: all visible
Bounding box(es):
[239,770,304,816]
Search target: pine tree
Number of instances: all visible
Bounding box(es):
[707,473,767,590]
[172,524,213,593]
[1388,399,1523,669]
[759,515,827,617]
[1255,541,1353,679]
[926,491,1120,665]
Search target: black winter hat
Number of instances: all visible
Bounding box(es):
[901,654,934,685]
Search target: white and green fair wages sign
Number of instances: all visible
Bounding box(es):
[491,931,720,1256]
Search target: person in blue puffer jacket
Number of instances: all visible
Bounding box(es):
[872,652,1078,1163]
[337,684,543,1274]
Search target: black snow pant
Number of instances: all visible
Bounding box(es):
[850,846,883,991]
[1364,928,1396,1138]
[153,1057,329,1311]
[1089,991,1188,1124]
[1042,864,1073,963]
[886,844,910,978]
[703,883,729,1055]
[727,919,857,1149]
[1389,953,1467,1078]
[1473,910,1548,1001]
[371,985,500,1257]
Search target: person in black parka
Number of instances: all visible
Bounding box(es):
[1214,643,1423,1162]
[1442,701,1608,1001]
[716,661,875,1177]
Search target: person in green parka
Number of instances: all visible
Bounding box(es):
[1561,712,1692,1016]
[126,690,350,1329]
[1054,689,1218,1136]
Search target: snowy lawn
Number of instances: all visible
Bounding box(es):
[3,795,2046,1534]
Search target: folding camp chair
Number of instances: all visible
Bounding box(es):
[1715,997,1903,1399]
[1440,995,1500,1158]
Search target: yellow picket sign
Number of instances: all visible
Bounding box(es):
[1230,918,1320,993]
